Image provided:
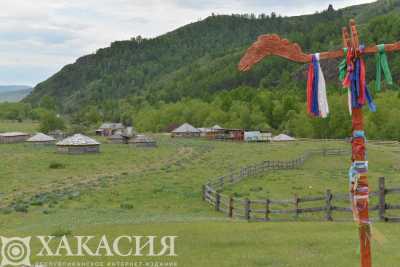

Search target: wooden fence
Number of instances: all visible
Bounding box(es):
[202,148,400,222]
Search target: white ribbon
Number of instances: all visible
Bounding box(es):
[315,53,329,118]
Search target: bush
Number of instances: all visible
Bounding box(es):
[51,228,72,237]
[49,162,66,169]
[1,208,13,215]
[14,204,28,213]
[38,110,65,133]
[250,186,263,192]
[120,203,134,210]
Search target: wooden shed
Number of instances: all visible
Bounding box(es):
[214,129,244,141]
[205,125,224,140]
[0,132,30,144]
[26,133,56,145]
[171,123,201,138]
[96,123,124,136]
[108,133,124,144]
[129,134,157,148]
[198,128,211,137]
[56,134,100,154]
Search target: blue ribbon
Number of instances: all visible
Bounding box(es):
[311,55,320,116]
[350,58,376,112]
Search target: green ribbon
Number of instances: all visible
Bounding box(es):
[338,48,348,82]
[375,44,393,92]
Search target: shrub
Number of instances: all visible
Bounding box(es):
[120,203,134,210]
[250,186,263,192]
[51,228,72,237]
[1,208,13,215]
[14,204,28,213]
[49,162,66,169]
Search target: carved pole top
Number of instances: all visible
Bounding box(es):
[238,19,400,71]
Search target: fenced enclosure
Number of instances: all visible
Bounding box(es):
[202,148,400,222]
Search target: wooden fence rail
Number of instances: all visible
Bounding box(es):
[202,148,400,222]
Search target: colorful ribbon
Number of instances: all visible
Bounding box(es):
[306,54,329,118]
[375,44,393,92]
[338,48,348,82]
[342,46,376,114]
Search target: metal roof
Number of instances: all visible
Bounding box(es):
[0,132,29,137]
[98,122,124,130]
[211,125,223,130]
[172,123,200,133]
[272,134,296,141]
[108,134,123,139]
[56,134,100,146]
[132,134,156,143]
[26,133,56,142]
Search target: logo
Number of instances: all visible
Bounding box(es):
[0,235,177,266]
[0,237,31,267]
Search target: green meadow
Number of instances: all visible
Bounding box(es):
[1,121,400,266]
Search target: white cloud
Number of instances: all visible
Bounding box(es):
[0,0,375,86]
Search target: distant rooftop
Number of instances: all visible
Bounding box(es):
[98,122,124,130]
[57,134,100,146]
[172,123,200,133]
[0,132,29,137]
[26,133,55,142]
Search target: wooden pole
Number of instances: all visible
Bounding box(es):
[229,197,234,218]
[238,18,384,267]
[378,177,386,221]
[215,192,221,212]
[350,20,372,267]
[346,21,372,267]
[325,189,333,221]
[265,199,270,221]
[244,198,251,221]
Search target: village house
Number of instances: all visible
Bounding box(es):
[26,133,56,145]
[212,128,244,141]
[56,134,101,154]
[129,134,157,148]
[108,133,124,144]
[96,123,124,136]
[0,132,30,144]
[171,123,201,138]
[244,131,272,142]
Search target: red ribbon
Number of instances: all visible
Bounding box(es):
[306,62,314,115]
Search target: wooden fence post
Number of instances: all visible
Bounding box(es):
[220,176,224,188]
[265,199,270,221]
[379,177,386,221]
[294,194,300,218]
[215,192,221,212]
[229,197,234,218]
[325,189,333,221]
[244,198,251,221]
[202,184,206,201]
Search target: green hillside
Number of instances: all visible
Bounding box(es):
[24,1,400,110]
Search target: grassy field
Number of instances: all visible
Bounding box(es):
[1,121,400,266]
[0,120,39,133]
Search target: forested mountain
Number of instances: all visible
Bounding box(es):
[17,0,400,138]
[25,1,400,108]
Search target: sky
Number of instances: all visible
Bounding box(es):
[0,0,375,86]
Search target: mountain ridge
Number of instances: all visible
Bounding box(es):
[24,0,400,115]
